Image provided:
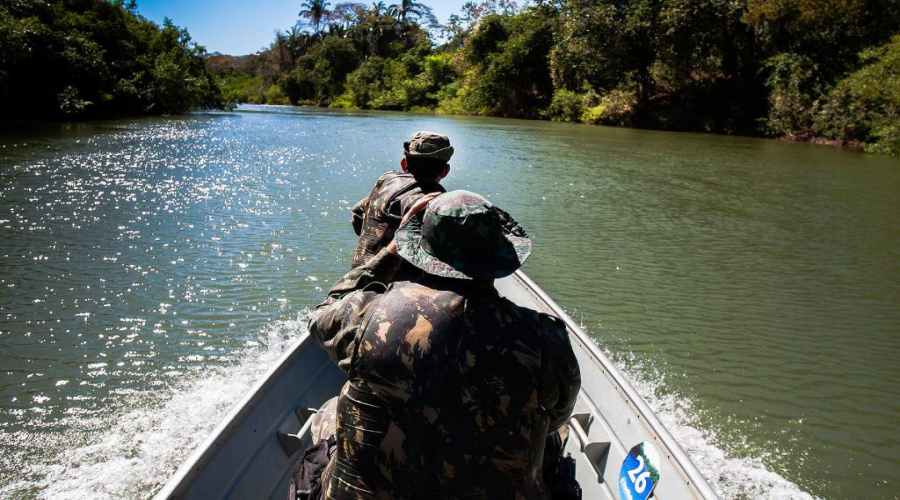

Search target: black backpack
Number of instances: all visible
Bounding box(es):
[291,436,336,500]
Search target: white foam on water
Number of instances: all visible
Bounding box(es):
[0,315,309,499]
[4,311,815,500]
[607,350,818,500]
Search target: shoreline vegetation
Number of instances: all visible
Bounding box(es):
[2,0,898,155]
[1,0,224,119]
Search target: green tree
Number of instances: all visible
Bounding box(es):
[454,8,556,117]
[762,52,821,137]
[299,0,332,32]
[328,2,368,29]
[151,19,223,113]
[550,0,659,112]
[388,0,437,26]
[0,0,222,119]
[281,36,359,104]
[744,0,900,81]
[815,36,900,154]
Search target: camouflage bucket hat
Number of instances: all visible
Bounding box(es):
[403,131,454,161]
[395,190,532,280]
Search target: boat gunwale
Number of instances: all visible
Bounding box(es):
[510,270,718,499]
[154,333,315,499]
[156,271,717,499]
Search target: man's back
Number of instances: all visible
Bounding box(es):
[323,277,579,499]
[351,131,453,269]
[311,190,580,499]
[350,170,443,269]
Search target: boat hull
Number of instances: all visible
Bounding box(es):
[157,271,717,499]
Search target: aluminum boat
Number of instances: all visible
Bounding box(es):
[157,271,718,499]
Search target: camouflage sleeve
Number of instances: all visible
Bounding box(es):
[393,183,445,222]
[350,196,369,236]
[539,315,581,431]
[308,248,403,372]
[385,195,405,224]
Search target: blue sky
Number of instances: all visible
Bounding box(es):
[136,0,471,55]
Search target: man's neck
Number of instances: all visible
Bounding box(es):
[409,173,442,185]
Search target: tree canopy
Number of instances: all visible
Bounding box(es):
[206,0,898,152]
[0,0,224,119]
[2,0,897,153]
[299,0,332,32]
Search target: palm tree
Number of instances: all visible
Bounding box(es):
[299,0,331,32]
[371,1,386,16]
[387,0,435,25]
[329,2,367,29]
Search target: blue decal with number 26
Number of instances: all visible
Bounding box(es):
[618,442,660,500]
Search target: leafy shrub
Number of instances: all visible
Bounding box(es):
[762,52,821,138]
[329,91,355,108]
[280,67,318,104]
[219,74,265,104]
[582,88,636,126]
[542,89,583,122]
[153,49,197,113]
[265,85,290,105]
[57,86,90,115]
[814,36,900,154]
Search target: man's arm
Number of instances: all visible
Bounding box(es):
[308,248,403,372]
[350,196,369,236]
[313,191,440,372]
[351,173,391,236]
[540,316,582,431]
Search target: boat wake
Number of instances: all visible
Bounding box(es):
[606,349,817,500]
[2,312,814,499]
[0,316,308,500]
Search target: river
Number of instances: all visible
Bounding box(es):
[1,105,898,498]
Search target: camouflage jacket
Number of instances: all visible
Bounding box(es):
[350,171,444,270]
[308,248,581,499]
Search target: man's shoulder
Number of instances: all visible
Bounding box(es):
[533,310,567,339]
[364,171,410,210]
[371,171,417,197]
[534,312,577,368]
[501,299,565,328]
[537,311,567,331]
[385,176,444,218]
[388,280,464,303]
[507,304,569,343]
[471,294,567,337]
[368,170,411,192]
[377,170,413,183]
[376,281,466,323]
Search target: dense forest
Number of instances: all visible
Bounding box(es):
[1,0,897,154]
[210,0,900,154]
[0,0,224,119]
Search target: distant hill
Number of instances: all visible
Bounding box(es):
[205,54,263,78]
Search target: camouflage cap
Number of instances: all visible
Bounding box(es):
[395,190,532,280]
[403,131,454,161]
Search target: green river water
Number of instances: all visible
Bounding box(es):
[0,105,898,498]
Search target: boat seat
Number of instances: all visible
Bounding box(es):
[568,412,612,481]
[276,407,317,456]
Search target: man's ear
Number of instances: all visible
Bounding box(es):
[440,164,450,179]
[400,158,408,172]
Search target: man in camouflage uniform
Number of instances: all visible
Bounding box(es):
[350,131,453,274]
[309,190,581,499]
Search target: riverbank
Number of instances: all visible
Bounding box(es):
[0,0,224,121]
[208,2,899,155]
